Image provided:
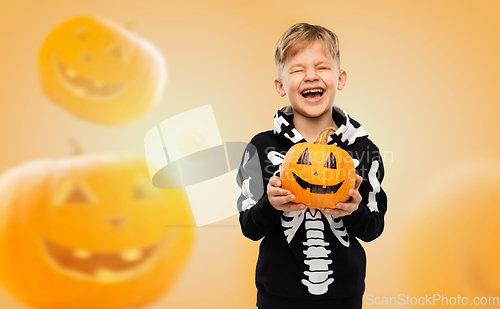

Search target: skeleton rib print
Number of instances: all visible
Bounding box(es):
[237,104,387,303]
[281,209,350,295]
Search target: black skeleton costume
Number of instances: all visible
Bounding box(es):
[236,105,388,308]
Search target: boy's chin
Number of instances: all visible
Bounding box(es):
[291,102,333,118]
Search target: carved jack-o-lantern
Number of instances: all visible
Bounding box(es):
[281,127,356,209]
[38,16,166,125]
[400,168,500,303]
[0,155,193,309]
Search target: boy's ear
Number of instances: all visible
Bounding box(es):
[274,78,286,97]
[337,70,347,91]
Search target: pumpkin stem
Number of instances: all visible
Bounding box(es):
[68,139,84,155]
[315,127,336,145]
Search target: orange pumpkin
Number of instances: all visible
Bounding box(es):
[399,166,500,305]
[0,155,194,309]
[38,16,166,125]
[281,127,356,209]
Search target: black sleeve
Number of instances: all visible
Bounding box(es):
[342,144,388,242]
[236,140,282,241]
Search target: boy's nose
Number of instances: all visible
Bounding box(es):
[304,69,319,81]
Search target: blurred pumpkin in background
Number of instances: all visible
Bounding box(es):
[38,15,166,125]
[399,164,500,306]
[0,155,194,309]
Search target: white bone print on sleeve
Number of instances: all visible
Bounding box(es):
[367,160,381,212]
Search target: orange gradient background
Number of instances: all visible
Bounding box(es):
[1,0,500,308]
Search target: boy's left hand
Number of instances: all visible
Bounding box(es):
[321,175,363,217]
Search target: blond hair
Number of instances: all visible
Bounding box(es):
[274,23,340,79]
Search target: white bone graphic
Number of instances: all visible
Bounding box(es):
[274,115,304,143]
[367,160,381,212]
[303,246,330,258]
[240,177,257,211]
[267,151,285,165]
[304,259,331,271]
[301,209,334,295]
[267,151,284,177]
[334,113,368,146]
[323,213,350,247]
[242,150,251,166]
[282,210,305,243]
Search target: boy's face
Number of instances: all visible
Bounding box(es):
[274,41,346,119]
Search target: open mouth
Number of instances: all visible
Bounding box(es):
[52,53,125,100]
[300,88,324,102]
[37,235,165,283]
[293,172,343,194]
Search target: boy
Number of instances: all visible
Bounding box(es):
[236,23,387,309]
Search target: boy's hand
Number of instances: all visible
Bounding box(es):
[321,175,363,217]
[267,176,307,212]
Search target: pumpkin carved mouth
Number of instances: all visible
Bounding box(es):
[37,235,164,283]
[52,53,126,100]
[293,172,344,194]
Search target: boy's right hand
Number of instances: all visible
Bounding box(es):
[267,176,307,212]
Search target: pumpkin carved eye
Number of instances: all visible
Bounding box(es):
[72,26,88,41]
[323,152,337,169]
[54,180,96,205]
[106,43,126,61]
[65,185,91,203]
[133,185,161,200]
[133,186,150,200]
[133,175,163,200]
[297,148,312,165]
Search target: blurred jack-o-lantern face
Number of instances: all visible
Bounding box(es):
[38,16,166,125]
[281,128,356,209]
[400,165,500,305]
[0,155,193,309]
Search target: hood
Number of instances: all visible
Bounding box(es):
[273,105,368,147]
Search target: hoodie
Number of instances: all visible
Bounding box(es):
[236,105,388,309]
